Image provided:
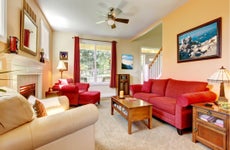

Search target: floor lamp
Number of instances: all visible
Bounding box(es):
[57,61,66,79]
[208,66,230,104]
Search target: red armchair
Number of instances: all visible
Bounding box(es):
[52,78,100,106]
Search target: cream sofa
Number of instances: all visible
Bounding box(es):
[0,87,99,150]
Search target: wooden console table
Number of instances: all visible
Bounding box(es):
[192,103,230,150]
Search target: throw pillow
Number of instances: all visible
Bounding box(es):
[33,100,47,117]
[141,81,152,93]
[58,79,68,85]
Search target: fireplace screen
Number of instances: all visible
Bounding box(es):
[20,83,35,99]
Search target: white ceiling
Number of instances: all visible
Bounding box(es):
[36,0,188,39]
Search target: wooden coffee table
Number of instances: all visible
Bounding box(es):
[111,96,152,134]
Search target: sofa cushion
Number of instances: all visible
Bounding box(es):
[149,96,177,115]
[133,92,160,102]
[141,81,152,93]
[149,79,169,96]
[165,79,208,98]
[0,87,35,135]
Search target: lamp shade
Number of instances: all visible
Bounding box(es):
[208,66,230,83]
[57,61,66,70]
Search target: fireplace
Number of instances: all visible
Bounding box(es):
[1,54,43,98]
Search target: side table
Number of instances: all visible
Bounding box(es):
[192,103,230,150]
[45,90,61,98]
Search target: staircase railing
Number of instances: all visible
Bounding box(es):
[148,48,162,79]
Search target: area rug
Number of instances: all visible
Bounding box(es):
[95,99,210,150]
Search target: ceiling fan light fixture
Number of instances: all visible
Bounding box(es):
[107,18,114,25]
[111,24,116,29]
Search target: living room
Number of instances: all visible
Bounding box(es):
[0,0,229,149]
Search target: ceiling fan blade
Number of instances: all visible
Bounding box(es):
[115,18,129,24]
[96,20,106,24]
[111,24,116,29]
[114,8,122,16]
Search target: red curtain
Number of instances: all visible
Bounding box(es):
[110,41,117,88]
[74,36,80,83]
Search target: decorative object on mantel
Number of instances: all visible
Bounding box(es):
[9,36,19,54]
[57,61,66,79]
[208,66,230,107]
[39,49,45,63]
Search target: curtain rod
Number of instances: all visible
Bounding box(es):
[72,37,112,43]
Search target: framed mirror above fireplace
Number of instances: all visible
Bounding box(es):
[20,0,37,56]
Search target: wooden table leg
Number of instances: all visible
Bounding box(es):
[148,106,152,129]
[128,120,132,134]
[111,99,114,115]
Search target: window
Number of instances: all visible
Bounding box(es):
[0,0,7,42]
[80,40,111,84]
[40,20,50,60]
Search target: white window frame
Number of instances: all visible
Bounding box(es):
[40,20,50,60]
[80,40,112,85]
[0,0,7,42]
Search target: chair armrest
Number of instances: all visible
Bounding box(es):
[130,84,143,95]
[177,91,217,107]
[76,83,90,91]
[59,85,79,92]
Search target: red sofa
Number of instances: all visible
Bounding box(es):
[130,78,217,135]
[52,78,100,106]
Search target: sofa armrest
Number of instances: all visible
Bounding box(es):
[0,104,99,150]
[40,96,70,115]
[130,84,143,95]
[177,91,217,107]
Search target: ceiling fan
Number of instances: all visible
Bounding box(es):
[96,7,129,29]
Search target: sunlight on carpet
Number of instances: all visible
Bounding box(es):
[95,99,211,150]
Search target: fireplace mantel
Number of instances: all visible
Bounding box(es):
[0,53,43,98]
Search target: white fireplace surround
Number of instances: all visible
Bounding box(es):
[3,54,43,98]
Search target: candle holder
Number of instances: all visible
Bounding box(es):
[119,90,124,99]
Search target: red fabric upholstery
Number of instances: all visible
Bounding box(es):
[130,84,142,95]
[51,78,100,106]
[60,85,79,105]
[141,81,152,93]
[150,79,169,96]
[177,91,217,107]
[165,79,208,98]
[79,91,100,105]
[133,92,160,102]
[130,78,217,133]
[149,97,176,115]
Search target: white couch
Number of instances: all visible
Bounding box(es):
[0,87,99,150]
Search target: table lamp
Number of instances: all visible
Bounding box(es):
[57,61,66,78]
[208,66,230,104]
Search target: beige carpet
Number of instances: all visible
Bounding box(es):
[95,99,211,150]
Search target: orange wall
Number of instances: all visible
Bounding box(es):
[162,0,229,81]
[0,0,53,98]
